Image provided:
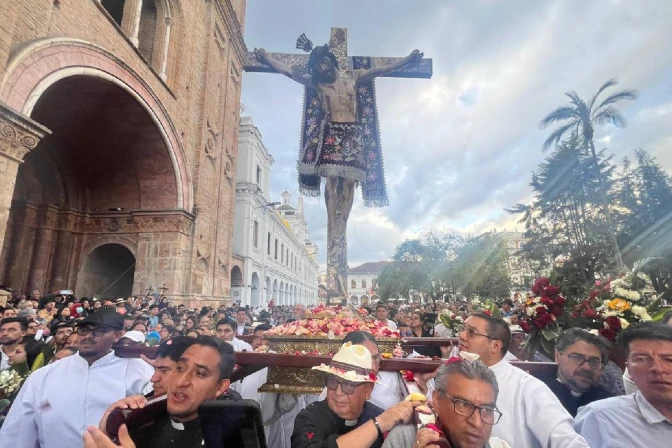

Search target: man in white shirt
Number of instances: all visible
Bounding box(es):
[458,312,589,448]
[0,308,154,448]
[215,318,252,351]
[375,305,397,330]
[575,322,672,447]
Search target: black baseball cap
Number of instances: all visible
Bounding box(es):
[77,308,124,330]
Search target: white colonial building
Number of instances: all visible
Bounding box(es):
[231,117,319,306]
[347,261,390,306]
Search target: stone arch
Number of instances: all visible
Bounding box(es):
[349,295,359,306]
[279,281,285,305]
[272,279,278,303]
[0,38,192,211]
[76,243,136,299]
[230,266,243,287]
[250,272,260,307]
[78,235,138,274]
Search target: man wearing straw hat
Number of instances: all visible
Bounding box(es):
[291,342,420,448]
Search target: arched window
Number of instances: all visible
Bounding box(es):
[102,0,125,26]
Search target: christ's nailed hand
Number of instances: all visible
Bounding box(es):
[254,48,268,63]
[408,50,424,62]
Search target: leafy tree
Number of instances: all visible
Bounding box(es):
[614,150,672,298]
[507,136,617,296]
[378,233,511,302]
[540,79,638,271]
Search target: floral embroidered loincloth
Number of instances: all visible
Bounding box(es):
[298,57,388,207]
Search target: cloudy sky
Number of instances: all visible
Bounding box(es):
[240,0,672,269]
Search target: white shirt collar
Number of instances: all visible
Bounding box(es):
[635,390,671,424]
[73,350,117,368]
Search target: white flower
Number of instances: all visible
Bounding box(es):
[588,329,600,336]
[619,318,630,329]
[631,306,647,317]
[0,369,23,395]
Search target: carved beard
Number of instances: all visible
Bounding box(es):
[314,67,337,84]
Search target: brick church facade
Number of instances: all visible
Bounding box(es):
[0,0,247,304]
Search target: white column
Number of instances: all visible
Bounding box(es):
[159,17,172,80]
[129,0,144,47]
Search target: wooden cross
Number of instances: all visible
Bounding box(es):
[244,27,433,79]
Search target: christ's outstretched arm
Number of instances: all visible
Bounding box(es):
[254,48,316,89]
[357,50,424,84]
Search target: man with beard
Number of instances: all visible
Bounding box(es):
[1,317,28,370]
[31,322,73,371]
[456,312,589,448]
[541,328,613,416]
[254,39,423,297]
[0,309,154,448]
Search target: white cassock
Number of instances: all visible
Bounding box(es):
[489,358,589,448]
[229,337,253,351]
[0,351,153,448]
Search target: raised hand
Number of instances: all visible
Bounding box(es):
[254,48,269,64]
[408,49,424,62]
[98,395,147,434]
[84,425,136,448]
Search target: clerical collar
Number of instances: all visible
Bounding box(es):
[344,419,357,427]
[170,417,201,431]
[556,377,583,397]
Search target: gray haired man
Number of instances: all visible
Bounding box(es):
[383,359,511,448]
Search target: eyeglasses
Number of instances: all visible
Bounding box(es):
[76,326,116,337]
[400,330,413,337]
[463,327,494,340]
[439,393,502,425]
[324,376,366,395]
[561,352,604,369]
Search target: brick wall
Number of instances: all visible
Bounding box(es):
[0,0,247,302]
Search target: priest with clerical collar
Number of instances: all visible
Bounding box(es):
[88,336,238,448]
[291,342,420,448]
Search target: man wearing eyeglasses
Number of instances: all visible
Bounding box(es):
[456,312,589,448]
[541,328,613,417]
[383,358,511,448]
[0,308,154,448]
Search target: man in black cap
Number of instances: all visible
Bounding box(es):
[0,308,154,448]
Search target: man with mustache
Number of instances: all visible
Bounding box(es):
[541,328,614,416]
[575,322,672,446]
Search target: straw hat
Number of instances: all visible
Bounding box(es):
[312,342,377,383]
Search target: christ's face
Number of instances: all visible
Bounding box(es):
[315,56,337,83]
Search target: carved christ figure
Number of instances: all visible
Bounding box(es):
[255,38,423,299]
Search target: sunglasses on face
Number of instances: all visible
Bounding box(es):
[324,376,366,395]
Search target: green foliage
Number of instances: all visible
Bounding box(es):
[378,232,512,302]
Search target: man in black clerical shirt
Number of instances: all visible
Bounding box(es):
[292,342,420,448]
[87,336,236,448]
[542,328,614,416]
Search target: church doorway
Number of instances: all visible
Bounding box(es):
[0,73,179,296]
[77,244,135,299]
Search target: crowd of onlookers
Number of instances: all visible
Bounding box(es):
[1,288,671,447]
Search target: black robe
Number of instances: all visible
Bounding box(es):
[130,415,204,448]
[541,375,614,417]
[291,400,384,448]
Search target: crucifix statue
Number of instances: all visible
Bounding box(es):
[245,28,432,301]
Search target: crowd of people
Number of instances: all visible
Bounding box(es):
[0,288,670,447]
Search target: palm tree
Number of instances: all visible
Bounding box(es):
[539,79,638,272]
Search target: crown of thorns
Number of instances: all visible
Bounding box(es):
[296,33,339,71]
